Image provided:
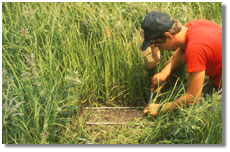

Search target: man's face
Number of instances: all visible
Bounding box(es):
[151,35,177,51]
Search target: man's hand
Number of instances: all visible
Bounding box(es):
[151,72,167,90]
[144,103,162,116]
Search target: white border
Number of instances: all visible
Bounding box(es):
[1,1,229,152]
[0,0,225,2]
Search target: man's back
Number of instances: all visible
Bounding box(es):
[185,20,222,87]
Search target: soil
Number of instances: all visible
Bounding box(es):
[74,107,155,143]
[84,107,145,125]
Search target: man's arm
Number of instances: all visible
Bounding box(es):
[144,71,205,116]
[161,47,185,78]
[151,47,185,89]
[162,71,205,112]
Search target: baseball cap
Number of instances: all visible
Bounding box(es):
[141,11,174,51]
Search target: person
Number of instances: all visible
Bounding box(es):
[140,11,222,116]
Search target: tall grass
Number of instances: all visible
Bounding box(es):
[2,2,222,144]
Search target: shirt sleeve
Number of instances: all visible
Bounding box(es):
[185,44,207,73]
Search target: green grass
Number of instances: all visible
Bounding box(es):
[2,2,222,144]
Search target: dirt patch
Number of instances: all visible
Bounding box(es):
[84,107,145,125]
[70,107,154,143]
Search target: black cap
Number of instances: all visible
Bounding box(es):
[141,11,174,51]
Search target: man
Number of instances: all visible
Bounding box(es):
[140,11,222,116]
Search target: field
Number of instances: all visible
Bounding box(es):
[2,2,222,144]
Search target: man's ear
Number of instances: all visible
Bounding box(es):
[164,32,173,40]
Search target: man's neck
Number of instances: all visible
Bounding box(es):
[175,26,188,50]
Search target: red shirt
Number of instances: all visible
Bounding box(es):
[185,20,222,88]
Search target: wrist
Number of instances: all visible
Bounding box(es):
[161,102,172,112]
[160,70,170,81]
[157,104,163,112]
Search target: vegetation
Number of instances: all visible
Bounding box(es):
[2,2,222,144]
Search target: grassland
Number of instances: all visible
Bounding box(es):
[2,2,222,144]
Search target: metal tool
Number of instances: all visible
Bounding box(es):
[148,88,155,103]
[148,84,165,103]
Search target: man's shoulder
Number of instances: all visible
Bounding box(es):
[186,19,218,27]
[185,19,221,48]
